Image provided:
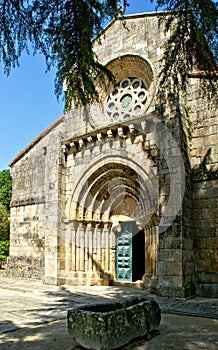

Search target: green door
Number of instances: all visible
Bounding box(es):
[116,222,133,282]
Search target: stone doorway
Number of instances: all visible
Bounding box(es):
[115,221,145,283]
[66,156,158,286]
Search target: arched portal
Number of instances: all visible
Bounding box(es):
[67,158,158,286]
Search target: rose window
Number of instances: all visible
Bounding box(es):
[104,77,148,122]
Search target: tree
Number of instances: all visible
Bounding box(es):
[0,1,217,108]
[0,170,11,264]
[0,169,12,213]
[155,0,218,107]
[0,203,9,241]
[0,202,10,264]
[0,240,9,264]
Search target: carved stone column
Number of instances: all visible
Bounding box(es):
[79,223,85,271]
[71,221,78,271]
[110,226,116,277]
[87,224,93,272]
[76,224,80,271]
[92,225,97,272]
[96,225,101,273]
[104,223,110,272]
[101,226,106,271]
[65,227,72,273]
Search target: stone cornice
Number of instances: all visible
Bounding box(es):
[62,114,155,155]
[10,196,45,208]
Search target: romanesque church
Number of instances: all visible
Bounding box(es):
[6,12,218,298]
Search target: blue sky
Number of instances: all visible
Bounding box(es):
[0,1,157,171]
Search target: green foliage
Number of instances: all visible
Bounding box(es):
[155,0,218,107]
[0,0,217,108]
[0,203,9,241]
[0,240,9,263]
[0,169,12,213]
[0,170,11,253]
[0,0,128,108]
[0,0,34,73]
[51,1,117,109]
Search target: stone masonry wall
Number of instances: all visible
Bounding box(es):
[7,118,64,282]
[62,14,218,296]
[187,77,218,297]
[7,203,45,279]
[157,115,189,298]
[6,13,217,297]
[8,142,46,279]
[192,179,218,296]
[93,14,168,76]
[64,13,169,139]
[61,122,158,286]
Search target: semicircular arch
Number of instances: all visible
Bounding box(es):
[68,155,158,225]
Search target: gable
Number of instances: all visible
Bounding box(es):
[9,115,64,167]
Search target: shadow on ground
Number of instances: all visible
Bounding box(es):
[0,284,218,350]
[1,313,218,350]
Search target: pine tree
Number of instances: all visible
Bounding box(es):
[0,1,217,108]
[155,0,218,106]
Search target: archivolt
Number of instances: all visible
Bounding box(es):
[106,54,154,90]
[68,155,158,225]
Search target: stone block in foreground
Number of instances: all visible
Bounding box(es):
[67,297,161,350]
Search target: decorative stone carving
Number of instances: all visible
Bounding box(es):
[118,127,124,137]
[62,144,67,153]
[104,77,148,123]
[70,141,77,150]
[64,117,151,156]
[79,139,85,148]
[87,136,94,143]
[97,133,103,142]
[129,123,137,134]
[107,129,113,138]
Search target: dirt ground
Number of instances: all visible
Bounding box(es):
[1,313,218,350]
[0,277,217,350]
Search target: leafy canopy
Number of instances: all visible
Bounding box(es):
[0,203,9,241]
[0,240,9,263]
[0,170,11,262]
[155,0,218,106]
[0,0,217,109]
[0,169,12,213]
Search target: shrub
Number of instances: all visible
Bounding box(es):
[0,240,9,263]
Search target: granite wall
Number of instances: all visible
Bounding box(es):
[6,13,217,297]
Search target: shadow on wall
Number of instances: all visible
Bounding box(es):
[192,147,218,297]
[87,251,113,284]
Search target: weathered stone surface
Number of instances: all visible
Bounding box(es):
[68,297,161,350]
[5,12,218,298]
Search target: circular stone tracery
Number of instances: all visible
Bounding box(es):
[104,77,148,122]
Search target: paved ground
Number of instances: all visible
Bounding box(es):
[0,276,217,350]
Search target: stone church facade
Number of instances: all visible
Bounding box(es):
[6,12,218,298]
